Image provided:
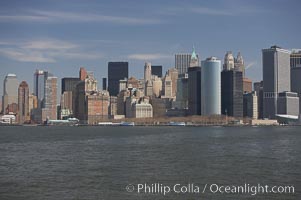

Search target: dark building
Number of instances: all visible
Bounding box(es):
[290,51,301,115]
[108,62,128,96]
[254,81,264,119]
[102,78,107,91]
[221,70,243,117]
[61,78,81,94]
[188,67,201,115]
[151,65,163,78]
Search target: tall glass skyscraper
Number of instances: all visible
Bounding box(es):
[34,70,48,108]
[262,46,291,119]
[2,74,18,114]
[108,62,128,96]
[201,57,221,115]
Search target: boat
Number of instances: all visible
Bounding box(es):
[168,122,186,126]
[120,122,135,126]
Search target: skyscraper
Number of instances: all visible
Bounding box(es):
[61,78,81,94]
[223,51,235,71]
[254,81,264,119]
[188,66,201,115]
[34,70,48,108]
[175,47,199,75]
[167,68,178,97]
[201,57,221,115]
[144,62,152,82]
[151,65,163,78]
[108,62,128,96]
[18,81,29,123]
[234,52,245,75]
[221,70,243,117]
[42,76,57,121]
[262,45,291,119]
[290,50,301,115]
[79,67,87,81]
[2,74,18,114]
[102,78,107,90]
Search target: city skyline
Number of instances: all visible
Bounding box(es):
[1,0,301,96]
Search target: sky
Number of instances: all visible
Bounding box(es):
[0,0,301,96]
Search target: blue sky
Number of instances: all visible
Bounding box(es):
[0,0,300,96]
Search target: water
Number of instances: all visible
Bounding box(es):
[0,126,300,200]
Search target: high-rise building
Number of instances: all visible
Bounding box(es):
[188,66,201,115]
[175,47,199,75]
[277,92,299,116]
[290,50,301,115]
[2,74,18,114]
[254,81,264,119]
[61,78,81,94]
[42,76,57,121]
[79,67,87,81]
[223,51,235,71]
[167,68,178,97]
[162,74,172,98]
[151,65,163,78]
[152,76,162,97]
[243,91,258,119]
[108,62,128,96]
[262,45,291,119]
[234,52,245,75]
[221,70,243,117]
[174,74,188,109]
[102,78,107,90]
[86,91,110,124]
[34,70,48,108]
[243,77,252,93]
[201,57,221,115]
[144,62,152,82]
[18,81,30,123]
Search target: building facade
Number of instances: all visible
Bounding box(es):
[201,57,221,115]
[262,46,291,119]
[221,70,243,117]
[2,74,18,114]
[42,76,57,121]
[18,81,30,123]
[243,91,258,119]
[108,62,129,96]
[188,66,201,115]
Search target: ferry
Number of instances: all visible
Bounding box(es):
[168,122,186,126]
[120,122,135,126]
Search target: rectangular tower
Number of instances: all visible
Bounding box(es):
[262,46,291,119]
[108,62,128,96]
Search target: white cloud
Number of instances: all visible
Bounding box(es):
[0,39,102,63]
[128,53,172,60]
[0,10,164,25]
[0,48,56,63]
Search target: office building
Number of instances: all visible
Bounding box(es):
[190,47,199,67]
[18,81,30,123]
[151,65,163,78]
[162,74,172,98]
[174,74,188,109]
[79,67,87,81]
[254,81,264,119]
[86,91,110,124]
[175,47,199,75]
[221,70,243,117]
[243,91,258,119]
[102,78,107,90]
[62,78,81,94]
[167,68,178,97]
[234,52,245,75]
[201,57,221,115]
[34,70,48,108]
[108,62,128,96]
[243,77,252,93]
[2,74,18,114]
[277,92,299,116]
[188,66,201,115]
[290,50,301,115]
[223,51,235,71]
[144,62,152,82]
[42,76,57,121]
[262,46,291,119]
